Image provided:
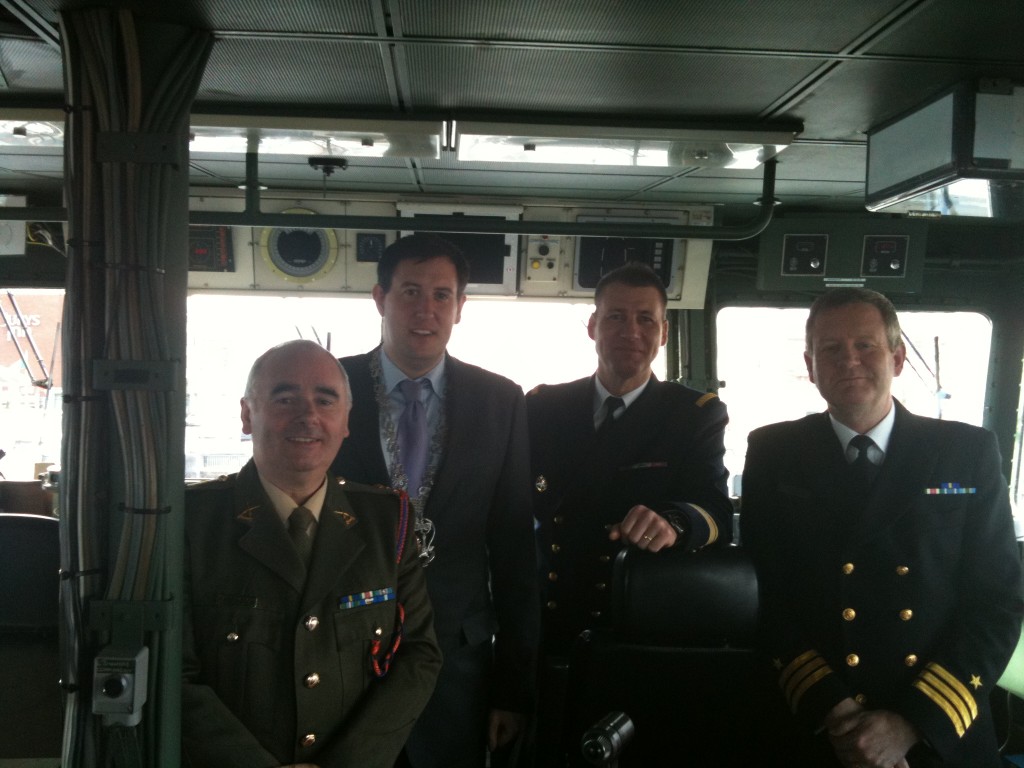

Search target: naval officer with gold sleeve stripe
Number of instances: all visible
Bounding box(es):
[742,288,1023,768]
[525,263,733,766]
[527,262,733,657]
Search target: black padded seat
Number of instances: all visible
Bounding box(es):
[0,512,62,758]
[562,545,799,767]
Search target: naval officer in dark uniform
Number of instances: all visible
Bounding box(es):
[742,288,1023,768]
[182,340,441,768]
[527,261,732,654]
[525,262,732,764]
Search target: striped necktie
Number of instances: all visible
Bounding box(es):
[398,378,429,495]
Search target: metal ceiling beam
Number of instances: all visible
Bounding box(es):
[0,161,779,241]
[0,0,60,49]
[188,158,778,241]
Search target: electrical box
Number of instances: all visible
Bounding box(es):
[757,217,927,293]
[93,645,149,726]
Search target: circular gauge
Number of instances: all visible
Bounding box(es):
[356,232,387,263]
[260,208,338,282]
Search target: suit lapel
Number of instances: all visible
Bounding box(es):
[343,351,390,484]
[599,377,658,463]
[852,403,937,543]
[801,412,850,499]
[427,354,465,514]
[302,483,366,608]
[233,464,370,602]
[233,463,308,593]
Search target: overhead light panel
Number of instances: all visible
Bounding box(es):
[0,109,65,149]
[189,117,441,159]
[866,82,1024,218]
[455,122,795,169]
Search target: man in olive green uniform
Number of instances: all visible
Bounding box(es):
[182,340,441,768]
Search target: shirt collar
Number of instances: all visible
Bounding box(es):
[829,399,896,458]
[380,347,446,397]
[258,472,328,526]
[592,374,650,416]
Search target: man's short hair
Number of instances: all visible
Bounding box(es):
[244,339,351,408]
[805,287,903,353]
[593,262,668,314]
[377,233,470,294]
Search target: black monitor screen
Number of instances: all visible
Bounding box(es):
[576,236,675,289]
[412,227,511,286]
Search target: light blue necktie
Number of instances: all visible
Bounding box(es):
[397,379,428,495]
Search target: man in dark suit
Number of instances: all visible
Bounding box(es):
[525,262,732,764]
[742,288,1023,768]
[330,234,538,768]
[182,340,441,768]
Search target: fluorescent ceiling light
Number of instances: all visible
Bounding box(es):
[456,122,793,169]
[0,119,64,148]
[189,117,441,159]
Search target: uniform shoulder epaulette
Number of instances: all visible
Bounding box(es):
[695,392,719,408]
[331,476,398,496]
[186,474,236,492]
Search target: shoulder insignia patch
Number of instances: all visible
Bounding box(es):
[695,392,719,407]
[332,509,357,526]
[236,505,258,522]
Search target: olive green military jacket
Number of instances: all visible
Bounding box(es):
[182,460,442,768]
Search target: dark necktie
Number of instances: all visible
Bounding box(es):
[398,378,429,495]
[597,396,625,437]
[288,505,315,568]
[849,434,879,486]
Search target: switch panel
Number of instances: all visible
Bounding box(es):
[93,646,149,726]
[524,234,562,284]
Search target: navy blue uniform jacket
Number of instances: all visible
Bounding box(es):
[527,375,732,654]
[742,402,1023,767]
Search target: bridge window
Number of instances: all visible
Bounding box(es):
[184,294,662,479]
[716,306,993,497]
[1,291,664,482]
[0,289,63,484]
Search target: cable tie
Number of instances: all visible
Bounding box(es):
[118,503,172,515]
[100,262,167,275]
[59,567,105,580]
[61,394,105,403]
[64,238,105,247]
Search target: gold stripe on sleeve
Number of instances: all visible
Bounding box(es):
[689,504,718,543]
[780,651,832,712]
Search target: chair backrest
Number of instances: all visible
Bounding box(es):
[0,512,62,758]
[0,512,60,630]
[611,544,758,645]
[0,480,54,517]
[563,545,798,767]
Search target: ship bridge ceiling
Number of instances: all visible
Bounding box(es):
[0,0,1022,221]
